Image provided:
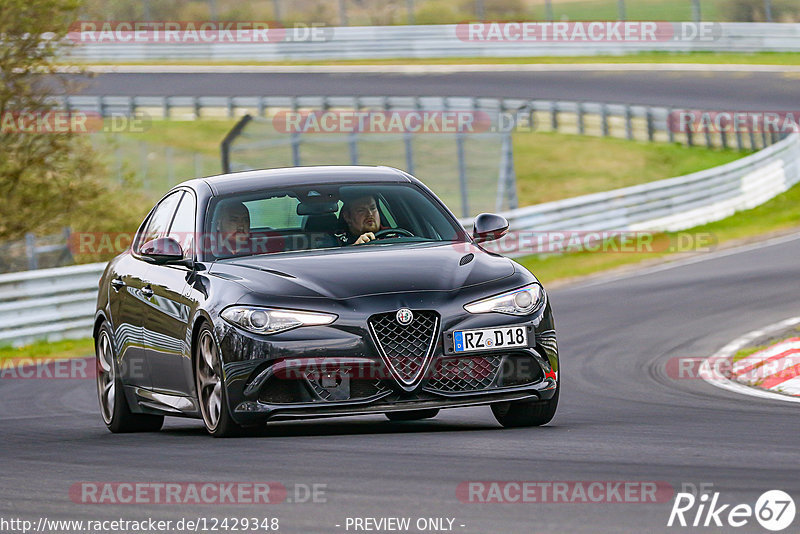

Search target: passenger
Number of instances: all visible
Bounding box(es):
[214,201,251,257]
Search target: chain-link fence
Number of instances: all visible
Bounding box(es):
[78,0,795,25]
[222,97,517,218]
[90,134,220,199]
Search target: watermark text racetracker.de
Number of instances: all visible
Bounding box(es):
[70,481,326,505]
[457,481,673,503]
[68,21,332,43]
[70,231,719,257]
[456,22,720,42]
[1,111,149,134]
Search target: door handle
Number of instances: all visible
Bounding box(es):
[110,278,125,292]
[141,285,154,298]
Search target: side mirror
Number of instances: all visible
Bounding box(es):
[140,237,184,264]
[472,213,509,243]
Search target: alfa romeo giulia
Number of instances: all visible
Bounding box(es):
[94,166,559,437]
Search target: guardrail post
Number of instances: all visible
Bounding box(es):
[128,96,135,117]
[193,96,201,119]
[748,122,757,150]
[720,127,729,150]
[646,108,655,142]
[550,101,558,132]
[761,127,768,149]
[735,128,744,151]
[577,102,585,135]
[601,104,609,137]
[25,233,37,270]
[162,97,170,119]
[704,121,712,148]
[686,125,694,147]
[97,96,105,117]
[226,96,234,118]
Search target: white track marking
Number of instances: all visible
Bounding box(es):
[700,316,800,403]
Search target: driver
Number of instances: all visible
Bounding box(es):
[337,194,387,245]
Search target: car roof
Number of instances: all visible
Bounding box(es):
[178,165,414,196]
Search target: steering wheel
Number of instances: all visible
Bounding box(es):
[373,228,414,239]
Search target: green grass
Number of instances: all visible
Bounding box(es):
[71,52,800,67]
[518,177,800,285]
[513,132,742,204]
[96,119,743,205]
[0,338,95,361]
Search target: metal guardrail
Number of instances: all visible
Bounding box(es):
[66,23,800,61]
[0,263,105,347]
[3,132,798,346]
[63,94,779,152]
[472,132,800,257]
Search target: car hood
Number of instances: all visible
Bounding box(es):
[210,242,515,299]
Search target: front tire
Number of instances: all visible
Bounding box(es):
[491,386,558,428]
[195,324,244,437]
[95,323,164,433]
[385,409,439,421]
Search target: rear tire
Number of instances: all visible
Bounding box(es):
[491,386,558,428]
[385,409,440,421]
[95,323,164,433]
[195,324,244,438]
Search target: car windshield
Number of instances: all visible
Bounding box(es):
[205,182,467,259]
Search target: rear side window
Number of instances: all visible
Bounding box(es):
[136,191,182,254]
[168,192,196,259]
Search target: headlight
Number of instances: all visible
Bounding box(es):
[464,284,543,316]
[221,306,337,335]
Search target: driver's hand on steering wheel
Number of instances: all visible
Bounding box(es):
[354,232,376,245]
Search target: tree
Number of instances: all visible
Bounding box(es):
[0,0,109,242]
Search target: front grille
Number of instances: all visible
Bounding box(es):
[305,366,389,401]
[368,310,439,388]
[426,355,503,393]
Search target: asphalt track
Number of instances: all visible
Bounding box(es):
[2,67,799,533]
[65,69,800,110]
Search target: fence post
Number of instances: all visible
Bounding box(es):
[163,96,170,119]
[339,0,348,26]
[748,122,757,150]
[475,0,485,19]
[226,96,234,119]
[550,101,558,131]
[97,96,105,117]
[456,132,469,218]
[618,0,626,21]
[545,0,554,21]
[667,108,675,143]
[194,96,202,119]
[601,104,609,137]
[624,105,633,140]
[691,0,701,22]
[349,96,359,164]
[272,0,282,22]
[166,146,175,186]
[764,0,773,22]
[406,0,415,24]
[128,96,135,117]
[577,102,585,135]
[25,233,38,270]
[646,108,655,142]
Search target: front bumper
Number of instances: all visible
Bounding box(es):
[215,295,558,425]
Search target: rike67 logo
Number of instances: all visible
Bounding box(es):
[668,487,796,531]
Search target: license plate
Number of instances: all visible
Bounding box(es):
[453,326,527,353]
